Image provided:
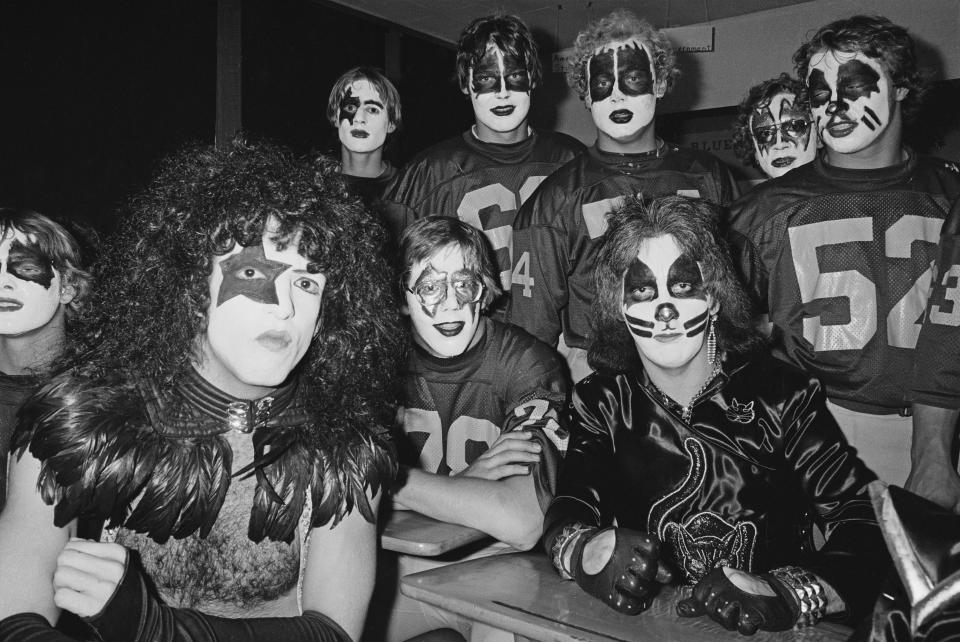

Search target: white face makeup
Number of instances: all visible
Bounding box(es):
[586,38,661,144]
[200,222,326,396]
[337,80,395,154]
[404,244,484,358]
[0,228,69,336]
[621,235,713,371]
[466,44,532,138]
[807,50,898,155]
[749,91,817,178]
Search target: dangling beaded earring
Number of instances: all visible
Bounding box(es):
[706,315,717,365]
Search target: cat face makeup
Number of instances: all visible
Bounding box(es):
[466,44,531,137]
[0,228,69,336]
[337,80,395,154]
[586,39,661,143]
[807,51,898,155]
[201,221,326,395]
[404,244,484,358]
[621,235,712,371]
[749,91,816,178]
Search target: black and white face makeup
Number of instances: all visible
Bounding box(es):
[807,50,900,155]
[749,91,816,178]
[200,219,326,396]
[586,38,661,143]
[621,235,713,371]
[0,228,70,336]
[337,80,394,154]
[404,244,484,358]
[466,44,532,137]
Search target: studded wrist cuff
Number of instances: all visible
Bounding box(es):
[768,566,827,627]
[550,523,594,580]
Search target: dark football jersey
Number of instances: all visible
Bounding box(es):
[341,161,399,204]
[397,318,568,508]
[382,129,584,290]
[912,191,960,408]
[730,152,960,412]
[508,143,738,355]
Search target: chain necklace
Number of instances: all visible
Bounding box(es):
[648,362,723,423]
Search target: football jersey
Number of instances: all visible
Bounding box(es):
[508,142,738,358]
[730,152,960,413]
[912,192,960,408]
[382,129,584,290]
[397,317,568,508]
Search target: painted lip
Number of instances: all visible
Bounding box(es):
[350,130,369,138]
[771,157,796,168]
[609,109,634,124]
[0,297,23,311]
[653,332,682,343]
[491,105,515,116]
[255,330,293,351]
[826,117,857,138]
[433,321,465,337]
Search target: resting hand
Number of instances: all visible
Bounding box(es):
[572,527,674,615]
[456,431,541,481]
[677,567,795,635]
[53,539,128,618]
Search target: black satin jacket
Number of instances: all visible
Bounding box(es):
[544,353,890,620]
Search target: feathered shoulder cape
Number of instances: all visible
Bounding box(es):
[11,368,396,544]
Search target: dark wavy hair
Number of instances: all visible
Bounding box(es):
[326,66,402,132]
[567,9,679,101]
[793,15,928,123]
[0,207,93,326]
[589,195,763,374]
[69,138,405,430]
[455,13,542,92]
[731,74,810,168]
[398,216,502,312]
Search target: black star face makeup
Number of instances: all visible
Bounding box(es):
[201,223,326,393]
[468,44,532,138]
[404,245,484,358]
[807,51,893,155]
[586,38,659,144]
[749,91,816,178]
[0,229,64,336]
[621,235,712,371]
[337,80,393,154]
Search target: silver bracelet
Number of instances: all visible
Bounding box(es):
[768,566,827,627]
[550,523,594,580]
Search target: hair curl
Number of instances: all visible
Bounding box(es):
[326,66,402,132]
[731,74,810,168]
[70,138,405,431]
[567,9,679,101]
[455,14,542,92]
[398,216,502,312]
[589,195,764,374]
[0,207,93,327]
[793,15,928,123]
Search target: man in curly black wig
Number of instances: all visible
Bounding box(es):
[732,73,817,179]
[0,140,405,641]
[543,195,888,635]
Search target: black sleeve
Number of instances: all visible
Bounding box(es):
[0,613,80,642]
[85,556,351,642]
[780,371,890,621]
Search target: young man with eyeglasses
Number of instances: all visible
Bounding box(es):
[729,16,960,491]
[367,216,568,641]
[732,73,817,180]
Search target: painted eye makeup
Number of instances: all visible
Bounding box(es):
[752,119,811,144]
[216,244,292,306]
[294,276,321,295]
[7,239,55,288]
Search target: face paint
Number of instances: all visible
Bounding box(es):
[337,80,394,154]
[621,235,712,371]
[0,229,65,336]
[200,220,326,395]
[586,39,659,144]
[468,44,531,137]
[807,51,894,155]
[404,244,484,358]
[749,91,816,178]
